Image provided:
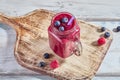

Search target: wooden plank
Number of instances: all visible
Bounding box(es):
[93,77,120,80]
[0,0,120,18]
[0,75,56,80]
[0,76,120,80]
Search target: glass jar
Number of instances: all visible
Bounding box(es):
[48,12,82,58]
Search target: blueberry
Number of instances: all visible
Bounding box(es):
[54,21,60,27]
[44,53,50,59]
[59,26,65,31]
[39,62,46,67]
[101,27,106,32]
[104,32,110,38]
[117,26,120,32]
[61,17,68,23]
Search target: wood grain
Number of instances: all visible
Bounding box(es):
[0,0,120,19]
[0,9,113,80]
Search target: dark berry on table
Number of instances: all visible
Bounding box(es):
[44,53,50,59]
[61,17,68,23]
[54,21,61,27]
[117,26,120,32]
[59,26,65,31]
[104,32,110,38]
[101,27,106,32]
[39,62,46,67]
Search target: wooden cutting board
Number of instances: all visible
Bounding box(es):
[0,9,113,80]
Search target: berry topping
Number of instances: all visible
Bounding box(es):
[97,37,106,45]
[117,26,120,32]
[44,53,50,59]
[101,27,106,32]
[39,62,46,67]
[50,60,59,69]
[54,21,60,27]
[104,32,110,38]
[61,17,68,23]
[59,26,65,31]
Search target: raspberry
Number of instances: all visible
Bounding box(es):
[97,37,106,45]
[50,60,59,69]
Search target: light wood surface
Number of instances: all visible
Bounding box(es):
[0,0,120,80]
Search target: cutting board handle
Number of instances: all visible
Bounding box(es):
[0,13,19,33]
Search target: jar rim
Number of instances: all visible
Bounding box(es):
[51,12,77,35]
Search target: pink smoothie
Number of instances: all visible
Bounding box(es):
[48,12,80,58]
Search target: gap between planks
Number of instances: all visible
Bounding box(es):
[78,17,120,21]
[1,73,120,77]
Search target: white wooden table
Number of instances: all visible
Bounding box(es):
[0,0,120,80]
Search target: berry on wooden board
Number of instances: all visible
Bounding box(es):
[97,37,106,45]
[39,62,46,67]
[104,32,110,38]
[50,60,59,69]
[44,53,50,59]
